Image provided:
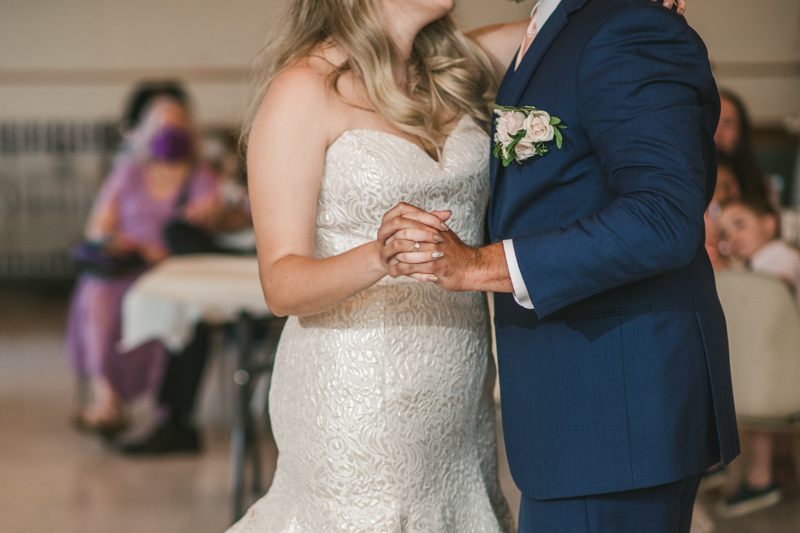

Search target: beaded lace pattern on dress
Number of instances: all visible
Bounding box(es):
[228,115,515,533]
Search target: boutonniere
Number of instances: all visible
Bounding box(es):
[492,104,567,167]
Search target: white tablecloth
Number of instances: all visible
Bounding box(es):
[121,255,272,352]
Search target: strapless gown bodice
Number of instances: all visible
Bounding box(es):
[314,114,489,259]
[228,115,515,533]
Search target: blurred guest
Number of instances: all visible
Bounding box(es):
[66,96,218,437]
[120,323,212,454]
[705,152,741,270]
[124,187,256,455]
[716,198,800,517]
[118,81,190,157]
[209,152,252,232]
[165,149,253,255]
[719,199,799,301]
[716,90,776,207]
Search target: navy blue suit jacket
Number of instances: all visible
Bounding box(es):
[489,0,740,500]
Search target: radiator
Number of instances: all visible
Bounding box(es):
[0,121,119,278]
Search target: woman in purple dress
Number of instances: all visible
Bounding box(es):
[67,96,218,436]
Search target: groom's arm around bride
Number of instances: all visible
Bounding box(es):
[380,1,739,531]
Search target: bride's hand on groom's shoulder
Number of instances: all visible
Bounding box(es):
[650,0,686,15]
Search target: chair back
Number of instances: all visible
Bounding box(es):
[716,269,800,420]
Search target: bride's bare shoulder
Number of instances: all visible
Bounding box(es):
[269,59,334,104]
[252,46,349,149]
[262,44,354,116]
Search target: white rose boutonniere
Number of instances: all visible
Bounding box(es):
[492,104,567,167]
[495,110,527,145]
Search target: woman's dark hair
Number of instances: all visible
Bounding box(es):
[716,149,736,175]
[121,81,189,131]
[718,89,770,205]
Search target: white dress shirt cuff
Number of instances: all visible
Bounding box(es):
[502,239,534,309]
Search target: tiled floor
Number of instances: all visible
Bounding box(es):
[1,284,798,533]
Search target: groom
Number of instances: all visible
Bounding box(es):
[379,0,739,531]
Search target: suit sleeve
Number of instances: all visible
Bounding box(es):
[511,8,716,318]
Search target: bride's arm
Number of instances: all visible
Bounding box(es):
[465,20,529,78]
[248,67,388,317]
[465,0,687,78]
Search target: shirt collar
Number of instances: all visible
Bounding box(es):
[531,0,563,29]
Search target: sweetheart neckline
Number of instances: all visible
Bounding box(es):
[327,115,482,166]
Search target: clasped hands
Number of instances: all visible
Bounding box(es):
[376,203,484,292]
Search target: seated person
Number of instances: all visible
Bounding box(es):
[719,199,800,303]
[705,152,741,271]
[716,198,800,516]
[166,151,253,255]
[716,90,776,207]
[120,321,210,454]
[66,95,218,437]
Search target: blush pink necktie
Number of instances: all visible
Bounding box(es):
[514,9,539,71]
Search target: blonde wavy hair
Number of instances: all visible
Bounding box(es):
[244,0,498,152]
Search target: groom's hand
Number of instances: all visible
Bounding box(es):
[378,202,514,293]
[390,225,485,292]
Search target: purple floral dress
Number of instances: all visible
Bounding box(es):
[65,159,216,401]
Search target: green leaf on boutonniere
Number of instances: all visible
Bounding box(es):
[549,117,561,125]
[554,128,563,149]
[492,104,520,113]
[502,130,528,166]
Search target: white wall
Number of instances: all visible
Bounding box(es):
[689,0,800,126]
[0,0,795,126]
[0,0,273,125]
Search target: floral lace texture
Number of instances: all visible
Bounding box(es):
[228,116,515,533]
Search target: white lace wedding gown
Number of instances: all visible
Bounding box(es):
[228,115,515,533]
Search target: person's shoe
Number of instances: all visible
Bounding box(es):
[119,422,202,455]
[71,409,89,433]
[700,463,729,490]
[74,409,129,439]
[717,483,781,518]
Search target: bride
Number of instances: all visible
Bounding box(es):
[229,0,682,531]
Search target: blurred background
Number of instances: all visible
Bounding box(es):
[1,1,799,532]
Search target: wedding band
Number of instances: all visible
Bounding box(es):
[412,242,420,252]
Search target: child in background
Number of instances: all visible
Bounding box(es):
[719,199,800,305]
[705,152,741,270]
[716,198,800,517]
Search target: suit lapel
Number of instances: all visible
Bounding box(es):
[490,0,591,191]
[503,3,568,108]
[490,4,569,192]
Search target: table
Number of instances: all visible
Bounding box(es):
[121,254,271,352]
[120,254,285,523]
